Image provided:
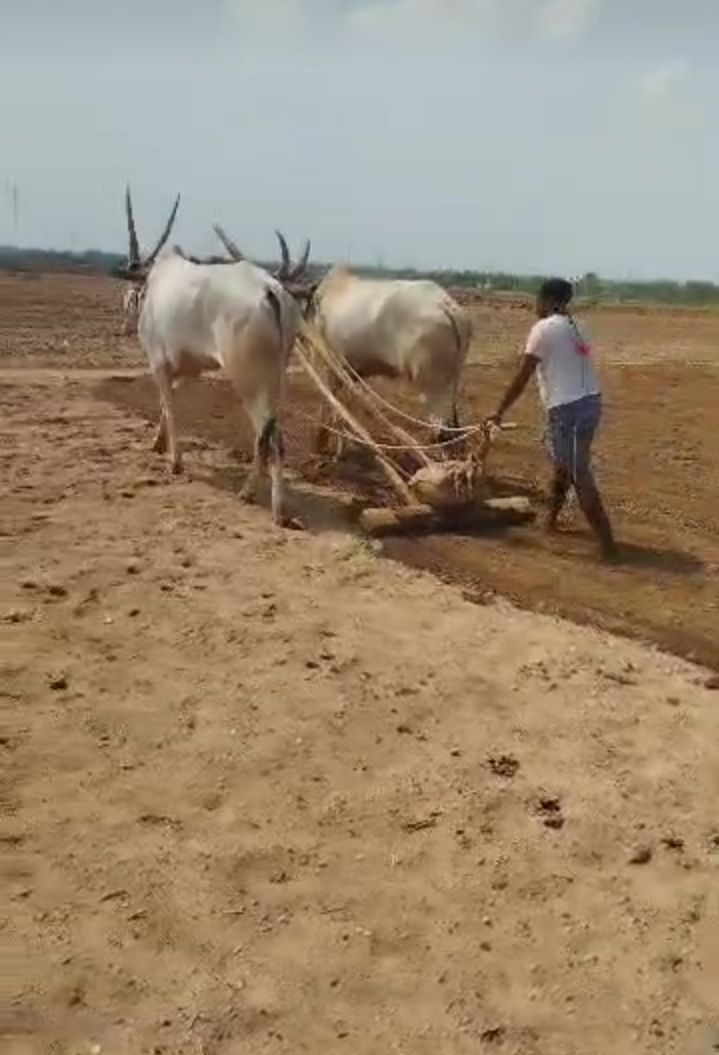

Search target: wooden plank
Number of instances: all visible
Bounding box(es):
[359,504,441,537]
[359,495,535,538]
[483,496,533,515]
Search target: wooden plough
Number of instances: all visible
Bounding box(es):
[295,323,535,537]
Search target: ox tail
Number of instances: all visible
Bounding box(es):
[257,414,284,463]
[257,288,286,465]
[265,287,284,347]
[440,298,471,433]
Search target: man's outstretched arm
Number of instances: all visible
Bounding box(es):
[490,355,538,423]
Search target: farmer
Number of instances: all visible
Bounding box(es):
[489,277,618,561]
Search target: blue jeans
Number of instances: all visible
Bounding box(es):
[545,395,602,483]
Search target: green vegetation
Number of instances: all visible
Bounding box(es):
[355,267,719,307]
[1,245,717,308]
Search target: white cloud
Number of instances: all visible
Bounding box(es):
[344,0,509,45]
[349,0,605,47]
[226,0,302,28]
[347,0,497,30]
[226,0,600,51]
[537,0,601,42]
[225,0,335,43]
[636,59,689,104]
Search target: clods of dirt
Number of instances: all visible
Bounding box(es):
[536,795,565,830]
[488,754,520,779]
[628,845,653,866]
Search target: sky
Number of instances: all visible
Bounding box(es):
[1,0,717,280]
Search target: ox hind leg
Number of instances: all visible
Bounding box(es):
[231,373,284,525]
[435,401,460,448]
[422,382,461,458]
[223,317,289,524]
[262,417,287,525]
[152,407,168,454]
[314,409,332,456]
[239,400,287,525]
[152,365,182,474]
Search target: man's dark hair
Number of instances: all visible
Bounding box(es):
[539,277,574,308]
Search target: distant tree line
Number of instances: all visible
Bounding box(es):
[1,245,717,308]
[0,245,122,274]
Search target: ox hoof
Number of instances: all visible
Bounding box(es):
[170,459,183,476]
[277,515,305,531]
[239,488,257,505]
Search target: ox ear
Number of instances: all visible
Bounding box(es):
[213,223,245,261]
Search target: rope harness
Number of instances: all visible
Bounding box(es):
[294,323,513,506]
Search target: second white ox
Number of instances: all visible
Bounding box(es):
[121,283,143,335]
[118,188,308,524]
[212,228,473,454]
[308,266,472,454]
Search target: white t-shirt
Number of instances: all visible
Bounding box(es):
[523,314,600,410]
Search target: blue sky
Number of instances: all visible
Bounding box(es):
[1,0,717,279]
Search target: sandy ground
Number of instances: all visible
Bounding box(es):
[2,273,719,1054]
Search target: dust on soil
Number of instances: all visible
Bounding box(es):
[2,272,719,1055]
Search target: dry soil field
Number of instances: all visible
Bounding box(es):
[2,272,718,1055]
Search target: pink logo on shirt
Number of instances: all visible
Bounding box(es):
[569,319,591,356]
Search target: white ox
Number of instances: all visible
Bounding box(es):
[306,266,472,453]
[121,283,144,335]
[212,233,472,455]
[117,188,310,524]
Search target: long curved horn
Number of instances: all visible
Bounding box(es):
[287,238,311,282]
[125,184,140,265]
[275,230,291,278]
[213,223,245,261]
[145,193,181,267]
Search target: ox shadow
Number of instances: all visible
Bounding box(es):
[97,375,391,528]
[191,461,365,536]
